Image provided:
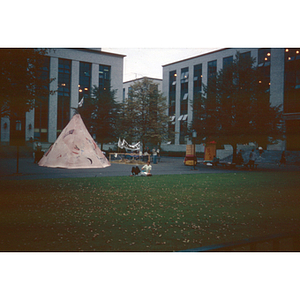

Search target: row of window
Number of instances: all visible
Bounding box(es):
[169,49,273,114]
[167,49,300,144]
[34,57,111,140]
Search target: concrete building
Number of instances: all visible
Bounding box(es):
[123,76,162,102]
[1,48,125,145]
[162,48,300,152]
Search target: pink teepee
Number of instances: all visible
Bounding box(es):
[38,114,111,169]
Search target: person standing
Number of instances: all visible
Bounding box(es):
[279,151,286,166]
[248,149,256,169]
[236,149,244,165]
[157,148,160,162]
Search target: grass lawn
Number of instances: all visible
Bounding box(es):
[0,171,300,251]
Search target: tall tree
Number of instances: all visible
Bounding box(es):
[0,48,54,119]
[77,85,119,149]
[119,78,172,151]
[192,51,283,162]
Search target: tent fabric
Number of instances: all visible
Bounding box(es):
[38,114,111,169]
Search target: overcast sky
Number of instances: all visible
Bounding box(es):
[102,48,218,82]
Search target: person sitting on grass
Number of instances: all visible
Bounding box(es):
[141,161,152,176]
[131,166,141,176]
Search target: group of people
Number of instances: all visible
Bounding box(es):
[142,147,160,162]
[237,149,287,168]
[130,161,152,177]
[235,149,257,168]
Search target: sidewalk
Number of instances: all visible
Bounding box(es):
[1,154,299,181]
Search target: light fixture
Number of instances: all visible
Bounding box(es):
[174,74,177,77]
[286,49,289,52]
[259,80,262,84]
[79,89,83,92]
[297,51,300,54]
[265,57,268,61]
[267,53,271,56]
[84,88,88,91]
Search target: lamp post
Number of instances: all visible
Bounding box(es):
[192,129,197,170]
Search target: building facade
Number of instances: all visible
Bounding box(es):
[123,76,162,102]
[1,48,125,144]
[162,48,300,151]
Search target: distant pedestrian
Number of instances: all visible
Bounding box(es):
[279,151,286,166]
[248,149,256,169]
[236,150,244,165]
[157,148,160,162]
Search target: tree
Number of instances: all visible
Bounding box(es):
[192,51,283,162]
[119,78,171,151]
[0,48,54,119]
[77,85,119,149]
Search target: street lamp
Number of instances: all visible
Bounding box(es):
[192,129,197,170]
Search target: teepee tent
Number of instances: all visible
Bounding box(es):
[38,114,111,169]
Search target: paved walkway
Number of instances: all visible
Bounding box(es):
[0,155,299,181]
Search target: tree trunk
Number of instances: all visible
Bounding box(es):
[232,144,237,163]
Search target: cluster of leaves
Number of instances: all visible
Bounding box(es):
[0,172,300,251]
[0,48,55,119]
[77,86,119,148]
[118,78,172,151]
[192,51,283,158]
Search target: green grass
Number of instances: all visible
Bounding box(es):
[1,171,300,251]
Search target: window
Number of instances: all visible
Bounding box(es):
[258,48,271,67]
[193,64,202,97]
[34,56,50,142]
[57,58,71,133]
[79,62,91,100]
[223,56,233,70]
[128,86,132,100]
[284,48,300,113]
[257,49,271,94]
[169,70,177,116]
[180,67,189,115]
[179,119,188,144]
[99,65,111,90]
[240,51,251,60]
[208,60,217,80]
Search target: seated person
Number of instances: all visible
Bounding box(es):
[131,166,141,176]
[141,161,152,176]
